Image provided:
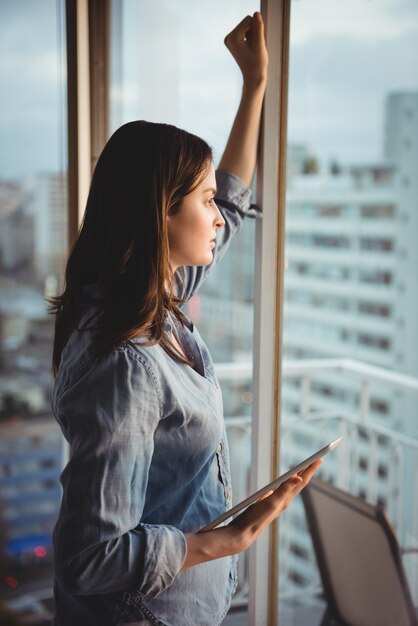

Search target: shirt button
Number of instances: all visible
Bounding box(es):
[216,443,222,453]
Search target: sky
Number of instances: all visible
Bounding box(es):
[0,0,67,179]
[0,0,417,179]
[288,0,418,166]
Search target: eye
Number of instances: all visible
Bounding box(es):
[207,197,216,206]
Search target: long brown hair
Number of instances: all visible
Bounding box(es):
[50,121,213,375]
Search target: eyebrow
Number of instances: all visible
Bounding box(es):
[203,187,217,195]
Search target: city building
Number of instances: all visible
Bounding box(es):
[0,419,62,579]
[279,91,418,594]
[22,173,67,283]
[0,181,34,274]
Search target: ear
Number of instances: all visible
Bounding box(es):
[166,199,183,219]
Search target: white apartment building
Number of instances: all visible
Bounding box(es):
[280,91,418,592]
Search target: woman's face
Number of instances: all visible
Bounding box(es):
[167,162,225,271]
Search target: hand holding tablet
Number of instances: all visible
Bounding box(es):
[198,437,343,532]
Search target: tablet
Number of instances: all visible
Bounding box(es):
[198,436,343,532]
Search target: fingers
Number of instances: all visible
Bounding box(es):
[298,458,323,482]
[283,475,304,491]
[225,12,264,48]
[232,475,302,532]
[235,14,252,37]
[224,15,252,48]
[257,489,274,503]
[270,459,323,504]
[274,474,303,500]
[286,459,323,498]
[255,474,302,515]
[224,13,268,85]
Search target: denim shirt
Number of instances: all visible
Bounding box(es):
[52,170,261,626]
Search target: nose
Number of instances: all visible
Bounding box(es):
[214,203,225,228]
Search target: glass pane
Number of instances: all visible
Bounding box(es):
[279,1,418,623]
[109,0,258,615]
[0,0,67,622]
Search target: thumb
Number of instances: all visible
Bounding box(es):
[251,12,265,46]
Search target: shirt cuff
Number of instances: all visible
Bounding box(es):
[215,170,261,219]
[138,524,187,597]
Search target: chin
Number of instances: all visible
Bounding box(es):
[189,256,213,267]
[202,252,214,265]
[180,249,214,267]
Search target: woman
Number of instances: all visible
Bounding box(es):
[51,13,321,626]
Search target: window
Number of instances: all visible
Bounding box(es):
[108,0,261,614]
[280,0,418,621]
[357,333,391,351]
[358,301,391,318]
[361,204,395,219]
[0,0,67,606]
[360,237,394,252]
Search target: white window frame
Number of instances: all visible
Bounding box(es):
[250,1,290,624]
[66,0,109,245]
[66,0,91,243]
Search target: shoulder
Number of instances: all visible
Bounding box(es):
[54,333,164,417]
[117,342,163,407]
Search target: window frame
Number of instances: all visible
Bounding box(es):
[66,0,109,247]
[250,1,290,623]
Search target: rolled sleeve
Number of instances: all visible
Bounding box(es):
[179,170,261,300]
[215,169,261,219]
[53,348,186,597]
[139,524,187,596]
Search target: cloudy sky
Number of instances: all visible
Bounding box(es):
[0,0,66,179]
[0,0,417,179]
[288,0,418,166]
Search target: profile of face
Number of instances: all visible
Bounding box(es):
[167,162,225,271]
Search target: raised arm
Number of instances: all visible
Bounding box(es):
[218,12,268,186]
[178,14,267,300]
